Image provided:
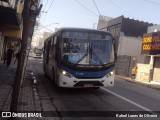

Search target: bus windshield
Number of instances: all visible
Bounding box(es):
[61,31,114,65]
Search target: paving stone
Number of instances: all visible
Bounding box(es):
[0,62,43,119]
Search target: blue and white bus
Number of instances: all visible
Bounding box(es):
[43,28,116,88]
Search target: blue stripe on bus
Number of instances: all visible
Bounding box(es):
[60,65,114,78]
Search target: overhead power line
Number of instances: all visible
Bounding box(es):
[43,0,49,11]
[36,22,59,30]
[93,0,101,15]
[74,0,98,16]
[39,0,48,24]
[42,0,55,24]
[46,0,55,12]
[106,0,135,18]
[144,0,160,6]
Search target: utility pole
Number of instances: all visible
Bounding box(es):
[9,0,42,117]
[10,0,31,113]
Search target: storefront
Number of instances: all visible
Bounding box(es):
[0,2,22,62]
[141,31,160,82]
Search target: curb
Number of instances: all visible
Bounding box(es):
[115,75,160,91]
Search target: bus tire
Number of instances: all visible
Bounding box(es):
[52,68,56,84]
[44,68,47,78]
[52,69,60,88]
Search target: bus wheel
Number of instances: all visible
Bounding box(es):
[52,68,56,84]
[52,69,59,88]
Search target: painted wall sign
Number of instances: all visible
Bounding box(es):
[141,31,160,55]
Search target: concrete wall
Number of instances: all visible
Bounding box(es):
[136,64,150,82]
[115,55,130,76]
[117,34,145,63]
[153,57,160,82]
[115,34,148,77]
[118,35,142,56]
[115,55,137,77]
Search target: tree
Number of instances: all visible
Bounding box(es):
[9,0,42,116]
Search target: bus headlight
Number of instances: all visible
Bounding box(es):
[110,71,114,75]
[62,71,67,75]
[105,71,114,77]
[60,69,73,78]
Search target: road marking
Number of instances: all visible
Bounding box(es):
[100,87,152,111]
[153,93,160,97]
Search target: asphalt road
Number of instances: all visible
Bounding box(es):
[28,58,160,120]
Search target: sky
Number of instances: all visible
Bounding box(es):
[37,0,160,33]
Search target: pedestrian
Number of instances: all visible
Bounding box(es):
[131,66,137,80]
[6,47,14,67]
[14,50,20,64]
[3,51,7,64]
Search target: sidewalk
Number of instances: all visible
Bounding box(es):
[0,60,43,119]
[115,74,160,90]
[0,61,16,111]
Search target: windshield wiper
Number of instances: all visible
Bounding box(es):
[90,48,105,67]
[76,53,88,64]
[76,47,105,67]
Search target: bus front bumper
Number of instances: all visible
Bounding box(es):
[58,73,114,88]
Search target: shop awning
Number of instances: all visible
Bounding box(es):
[3,29,22,39]
[0,5,20,27]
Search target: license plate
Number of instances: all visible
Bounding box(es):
[84,84,93,87]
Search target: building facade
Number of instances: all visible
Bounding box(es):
[0,0,42,61]
[0,0,23,61]
[140,25,160,83]
[97,15,153,77]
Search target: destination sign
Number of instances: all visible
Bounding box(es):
[141,31,160,55]
[62,31,110,39]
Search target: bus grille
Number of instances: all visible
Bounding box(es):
[74,81,104,87]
